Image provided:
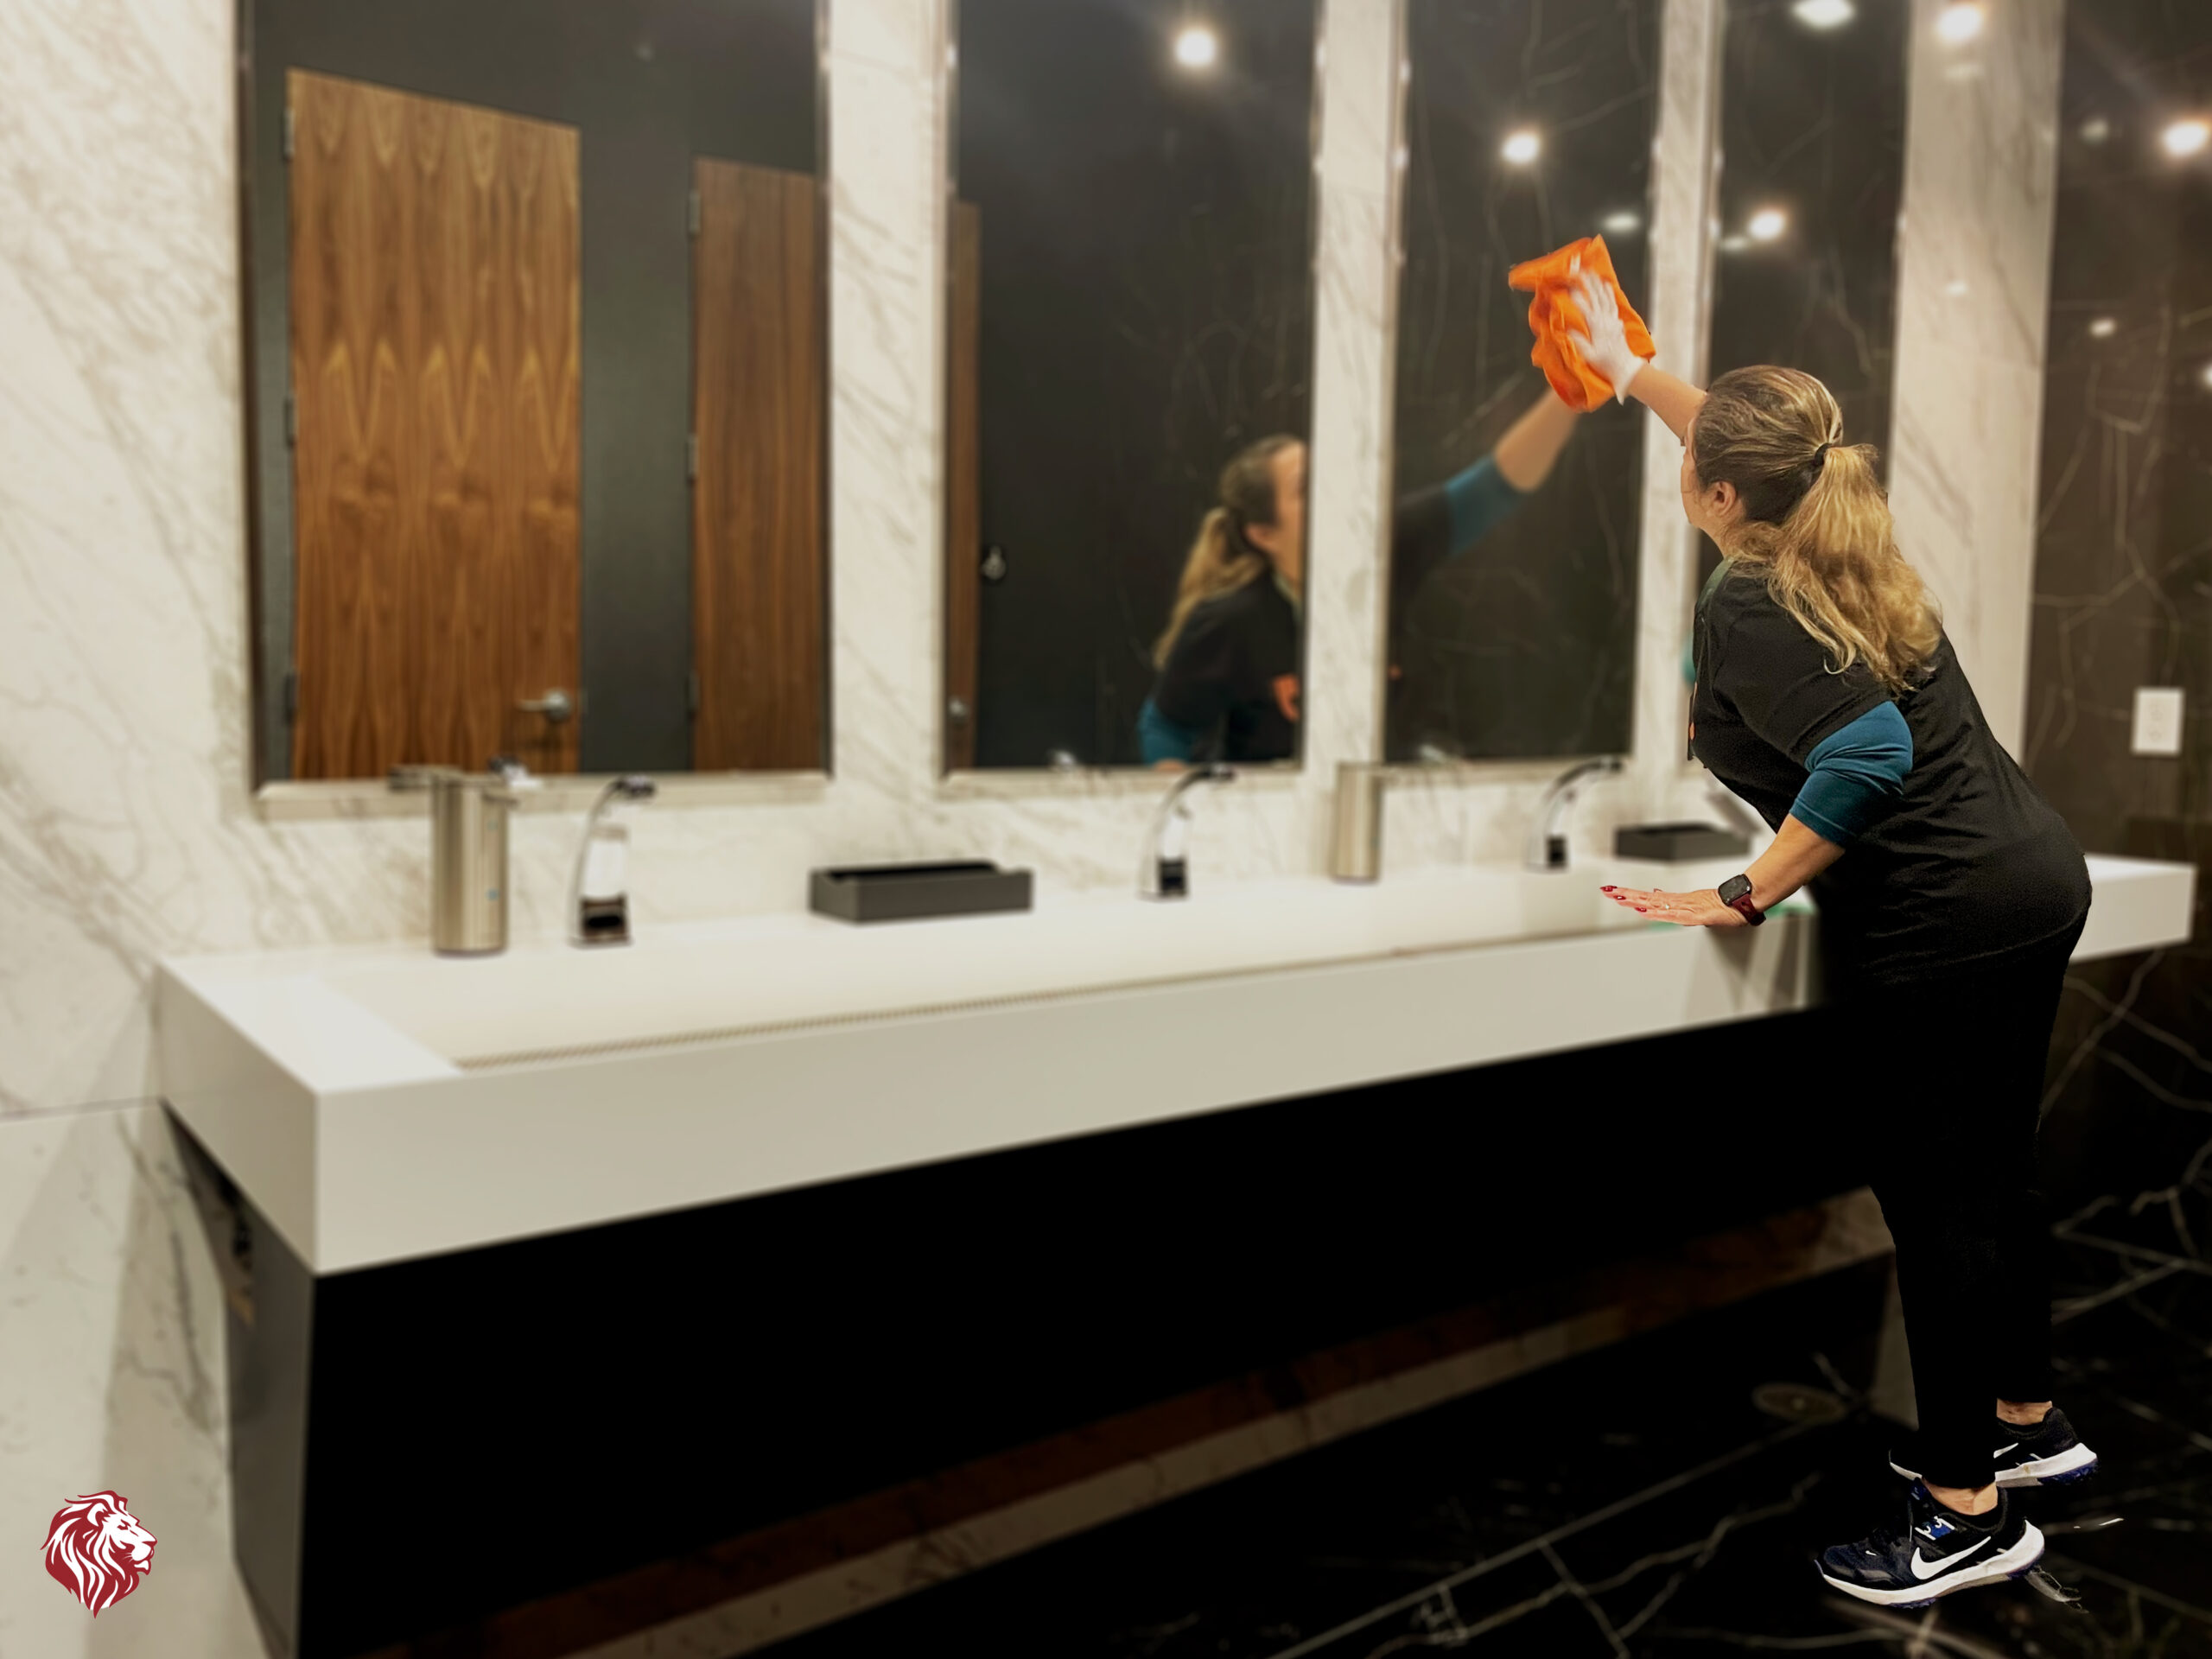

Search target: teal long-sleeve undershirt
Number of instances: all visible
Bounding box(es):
[1444,454,1528,555]
[1139,695,1199,764]
[1791,701,1913,845]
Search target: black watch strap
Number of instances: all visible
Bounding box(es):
[1717,874,1766,926]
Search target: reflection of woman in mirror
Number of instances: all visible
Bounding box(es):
[1138,391,1583,766]
[1140,436,1305,767]
[1573,271,2093,1607]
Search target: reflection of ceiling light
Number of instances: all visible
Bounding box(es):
[1501,129,1541,165]
[1791,0,1855,28]
[1945,277,1970,297]
[2088,316,2118,338]
[2163,118,2210,157]
[2201,362,2212,389]
[1747,207,1788,241]
[1601,210,1642,235]
[1173,25,1218,69]
[2081,116,2111,143]
[1719,233,1751,253]
[1936,3,1984,44]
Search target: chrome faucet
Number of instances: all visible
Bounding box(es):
[1526,756,1623,871]
[1140,763,1234,899]
[569,776,658,946]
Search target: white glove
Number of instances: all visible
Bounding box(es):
[1567,270,1643,404]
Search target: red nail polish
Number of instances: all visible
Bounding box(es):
[1636,906,1649,912]
[1601,886,1616,892]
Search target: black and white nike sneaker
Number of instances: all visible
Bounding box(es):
[1814,1478,2035,1610]
[1889,1407,2099,1490]
[1816,1482,2044,1609]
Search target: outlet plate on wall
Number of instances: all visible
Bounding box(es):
[2131,686,2185,756]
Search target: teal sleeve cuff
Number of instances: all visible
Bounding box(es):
[1138,696,1201,765]
[1789,702,1912,845]
[1443,455,1529,555]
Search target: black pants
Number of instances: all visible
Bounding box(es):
[1845,918,2084,1491]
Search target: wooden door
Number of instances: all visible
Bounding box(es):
[691,159,825,772]
[287,70,582,780]
[944,201,982,771]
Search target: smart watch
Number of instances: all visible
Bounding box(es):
[1717,873,1765,926]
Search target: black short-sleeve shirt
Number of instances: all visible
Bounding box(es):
[1692,563,2088,986]
[1153,578,1300,763]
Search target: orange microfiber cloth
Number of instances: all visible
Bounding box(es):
[1506,235,1656,412]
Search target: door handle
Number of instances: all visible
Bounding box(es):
[518,688,575,725]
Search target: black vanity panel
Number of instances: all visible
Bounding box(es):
[198,1010,1866,1656]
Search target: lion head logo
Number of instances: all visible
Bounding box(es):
[43,1491,156,1615]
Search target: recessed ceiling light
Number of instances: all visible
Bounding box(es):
[1747,207,1788,242]
[2088,316,2118,339]
[1936,2,1985,44]
[1791,0,1855,28]
[1601,210,1642,235]
[2080,116,2111,144]
[1501,129,1541,165]
[2162,118,2210,158]
[1173,24,1218,69]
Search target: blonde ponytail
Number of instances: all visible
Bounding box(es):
[1154,434,1298,668]
[1692,367,1939,692]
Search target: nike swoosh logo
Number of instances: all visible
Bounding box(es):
[1992,1443,2018,1458]
[1910,1537,1990,1580]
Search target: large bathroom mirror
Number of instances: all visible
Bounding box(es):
[943,0,1319,771]
[1701,0,1908,582]
[1384,0,1658,764]
[241,0,824,784]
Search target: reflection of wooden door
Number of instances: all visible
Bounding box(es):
[691,159,825,771]
[287,70,582,780]
[944,202,982,771]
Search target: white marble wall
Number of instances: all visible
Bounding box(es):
[1887,0,2065,756]
[0,1107,262,1655]
[0,0,2063,1649]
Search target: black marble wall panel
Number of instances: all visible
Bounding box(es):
[1700,0,1907,584]
[959,0,1316,769]
[2026,3,2212,1313]
[1387,0,1656,762]
[243,0,819,779]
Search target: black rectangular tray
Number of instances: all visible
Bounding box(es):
[808,861,1034,925]
[1612,822,1751,862]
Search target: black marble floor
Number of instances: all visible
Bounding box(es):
[772,1246,2212,1658]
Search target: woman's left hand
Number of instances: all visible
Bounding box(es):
[1599,884,1747,927]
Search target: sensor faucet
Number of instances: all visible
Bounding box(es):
[1140,763,1234,899]
[1526,756,1623,871]
[569,775,658,945]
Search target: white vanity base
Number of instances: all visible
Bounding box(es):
[157,855,2193,1274]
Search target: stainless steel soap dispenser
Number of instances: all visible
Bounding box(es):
[391,764,529,955]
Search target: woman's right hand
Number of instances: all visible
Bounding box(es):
[1567,271,1644,404]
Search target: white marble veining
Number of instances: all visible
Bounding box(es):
[0,1106,261,1656]
[1627,0,1726,826]
[1887,0,2064,756]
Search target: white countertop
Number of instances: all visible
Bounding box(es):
[156,855,2194,1274]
